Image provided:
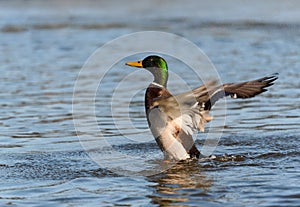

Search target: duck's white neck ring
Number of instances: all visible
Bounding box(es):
[151,82,164,88]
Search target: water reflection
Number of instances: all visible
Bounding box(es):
[148,161,213,206]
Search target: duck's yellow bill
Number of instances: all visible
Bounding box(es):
[125,60,143,68]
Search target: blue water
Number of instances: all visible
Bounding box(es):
[0,1,300,206]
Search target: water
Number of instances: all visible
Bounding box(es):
[1,0,300,206]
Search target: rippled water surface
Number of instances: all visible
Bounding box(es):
[1,1,300,206]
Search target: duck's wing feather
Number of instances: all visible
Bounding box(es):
[152,80,215,135]
[154,74,278,134]
[202,73,278,110]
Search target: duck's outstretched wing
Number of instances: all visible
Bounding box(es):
[201,73,278,110]
[154,74,278,134]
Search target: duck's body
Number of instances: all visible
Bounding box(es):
[145,82,201,160]
[126,55,278,161]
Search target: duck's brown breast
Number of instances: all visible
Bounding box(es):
[145,83,171,112]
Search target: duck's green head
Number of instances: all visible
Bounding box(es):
[126,55,168,87]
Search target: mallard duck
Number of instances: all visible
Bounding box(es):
[126,55,278,161]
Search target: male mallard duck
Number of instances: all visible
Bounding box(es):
[126,55,278,161]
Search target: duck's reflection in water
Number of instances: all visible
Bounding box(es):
[147,160,213,206]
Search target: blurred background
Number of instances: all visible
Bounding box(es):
[0,0,299,206]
